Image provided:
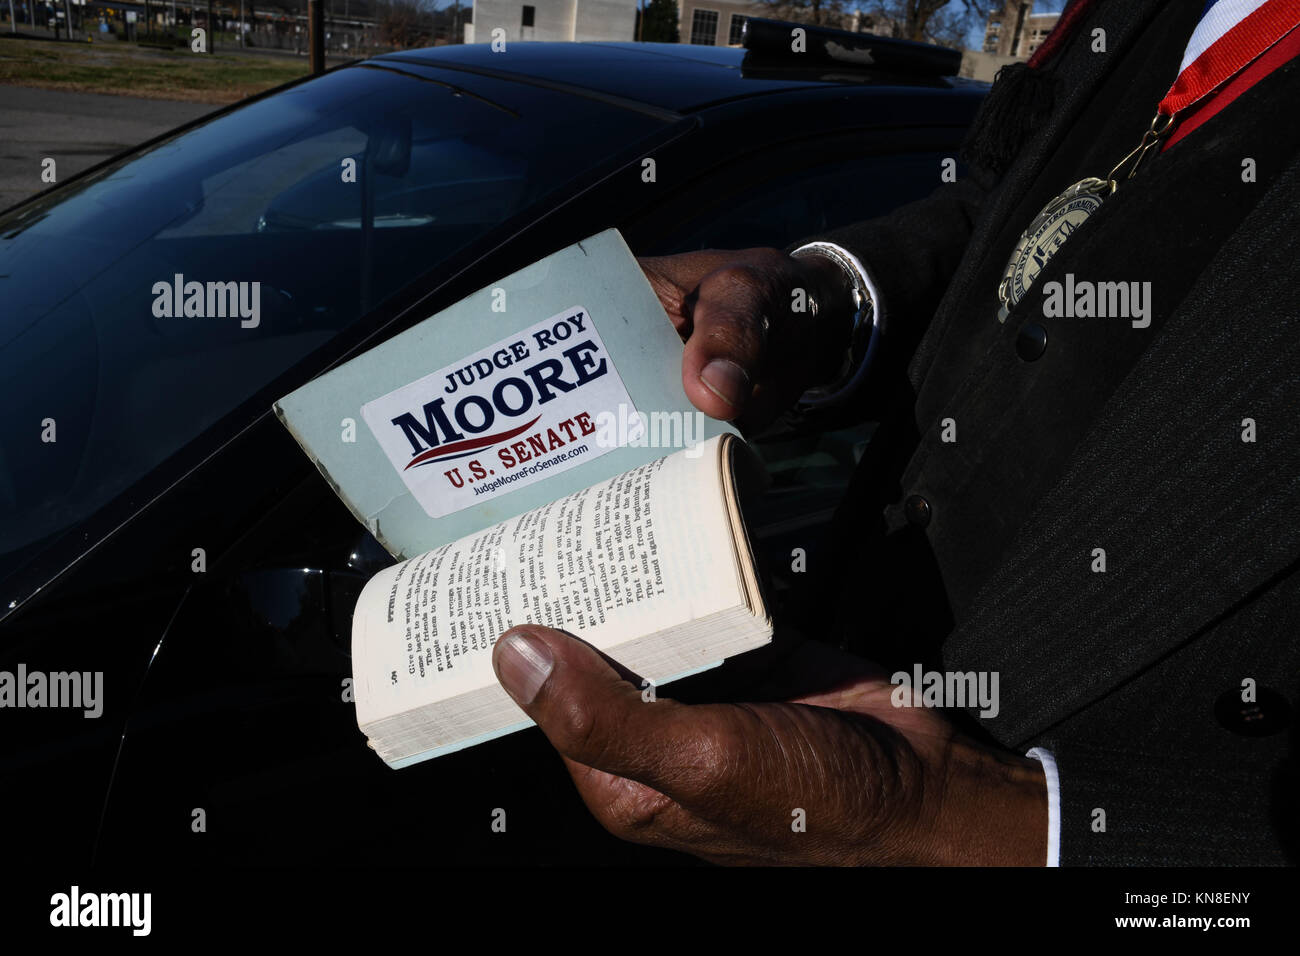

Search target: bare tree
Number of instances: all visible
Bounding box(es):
[376,0,434,49]
[862,0,993,46]
[756,0,854,29]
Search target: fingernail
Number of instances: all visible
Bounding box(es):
[495,631,554,706]
[700,358,749,410]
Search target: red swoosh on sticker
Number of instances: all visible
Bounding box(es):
[403,415,541,470]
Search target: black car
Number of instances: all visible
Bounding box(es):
[0,39,984,864]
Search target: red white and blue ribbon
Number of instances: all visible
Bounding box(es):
[1160,0,1300,115]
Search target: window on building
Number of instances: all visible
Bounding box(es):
[521,4,534,27]
[690,9,719,45]
[728,13,745,45]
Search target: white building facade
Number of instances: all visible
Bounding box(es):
[677,0,757,46]
[464,0,638,43]
[676,2,870,48]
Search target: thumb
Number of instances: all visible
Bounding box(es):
[680,267,771,420]
[491,625,726,800]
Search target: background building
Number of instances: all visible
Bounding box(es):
[961,0,1058,82]
[982,0,1057,57]
[676,0,756,46]
[464,0,638,42]
[676,1,872,47]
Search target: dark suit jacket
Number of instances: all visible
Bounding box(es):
[807,0,1300,864]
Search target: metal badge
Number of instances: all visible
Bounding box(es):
[997,176,1109,323]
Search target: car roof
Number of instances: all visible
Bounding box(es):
[372,41,965,114]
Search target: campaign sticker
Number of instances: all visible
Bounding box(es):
[361,306,636,519]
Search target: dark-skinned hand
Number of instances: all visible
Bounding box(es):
[638,247,855,429]
[487,248,1048,866]
[493,625,1047,866]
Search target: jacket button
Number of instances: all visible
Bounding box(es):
[903,494,931,527]
[1214,686,1291,737]
[1016,322,1048,361]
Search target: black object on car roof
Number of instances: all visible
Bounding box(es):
[741,16,963,77]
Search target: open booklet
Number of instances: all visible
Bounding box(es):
[352,434,771,768]
[273,230,773,767]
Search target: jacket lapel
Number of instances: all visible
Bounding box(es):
[909,0,1168,392]
[944,151,1300,745]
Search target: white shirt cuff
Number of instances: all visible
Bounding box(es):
[1025,747,1061,867]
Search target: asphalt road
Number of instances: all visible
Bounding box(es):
[0,86,212,211]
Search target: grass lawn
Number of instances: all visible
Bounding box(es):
[0,34,321,103]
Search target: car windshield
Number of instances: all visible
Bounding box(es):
[0,61,669,572]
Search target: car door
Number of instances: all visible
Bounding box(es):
[89,107,976,866]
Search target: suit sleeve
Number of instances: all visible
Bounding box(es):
[1047,742,1294,865]
[789,166,995,345]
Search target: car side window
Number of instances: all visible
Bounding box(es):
[652,150,949,253]
[627,147,953,550]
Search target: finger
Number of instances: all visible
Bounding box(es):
[638,251,740,332]
[639,251,741,336]
[639,256,703,333]
[491,624,734,804]
[680,265,773,419]
[560,756,716,851]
